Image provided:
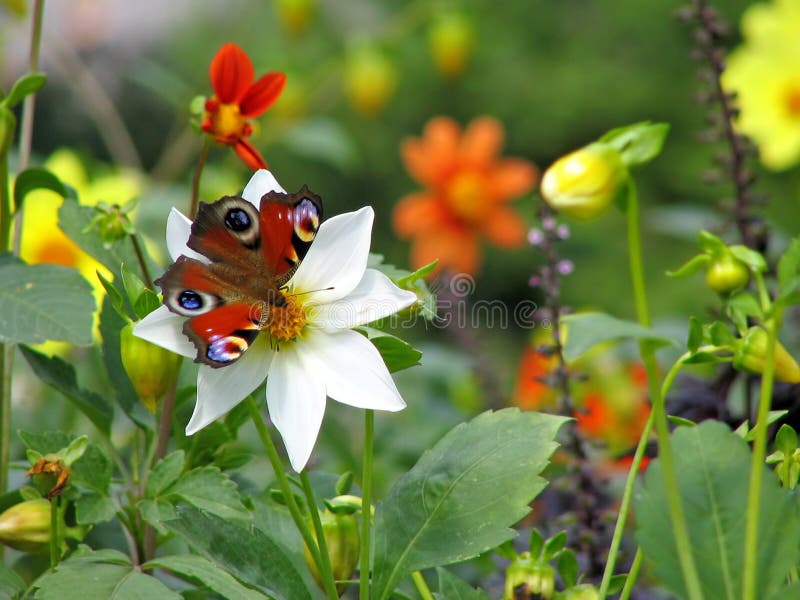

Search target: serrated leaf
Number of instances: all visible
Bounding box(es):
[13,167,69,214]
[19,346,113,435]
[33,547,181,600]
[164,506,314,600]
[2,72,46,109]
[146,451,185,498]
[144,555,269,600]
[0,262,95,345]
[0,560,25,599]
[599,121,669,166]
[372,409,567,600]
[635,421,800,600]
[137,498,176,534]
[778,237,800,295]
[433,568,489,600]
[560,312,676,362]
[75,493,116,525]
[164,466,247,520]
[71,440,113,493]
[667,254,709,279]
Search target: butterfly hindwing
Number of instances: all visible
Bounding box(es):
[188,196,261,266]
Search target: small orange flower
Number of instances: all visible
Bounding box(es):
[512,346,559,411]
[201,43,287,170]
[393,116,537,275]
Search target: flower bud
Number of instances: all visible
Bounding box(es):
[733,326,800,383]
[705,251,749,294]
[275,0,316,35]
[344,45,397,117]
[428,12,474,79]
[121,322,182,412]
[0,499,51,553]
[540,143,627,221]
[558,584,600,600]
[504,552,556,600]
[28,455,70,499]
[303,506,360,595]
[83,201,135,248]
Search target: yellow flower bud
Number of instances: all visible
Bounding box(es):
[734,326,800,383]
[705,251,749,294]
[344,46,397,117]
[0,499,51,553]
[504,553,555,600]
[540,143,627,221]
[428,12,474,79]
[303,507,360,595]
[275,0,316,36]
[121,322,182,412]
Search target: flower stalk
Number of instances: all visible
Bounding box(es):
[188,138,211,219]
[49,497,59,570]
[360,409,374,599]
[299,470,338,595]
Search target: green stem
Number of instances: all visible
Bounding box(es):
[619,548,643,600]
[360,410,375,600]
[130,233,153,289]
[49,496,59,570]
[188,139,210,219]
[625,182,704,600]
[742,312,782,600]
[245,397,338,600]
[0,155,11,252]
[299,470,338,594]
[411,571,434,600]
[0,155,12,520]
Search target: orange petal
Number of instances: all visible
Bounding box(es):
[460,116,504,166]
[209,43,254,103]
[401,117,460,187]
[481,206,526,248]
[240,72,287,117]
[410,226,480,275]
[489,158,537,201]
[234,139,268,170]
[392,192,448,238]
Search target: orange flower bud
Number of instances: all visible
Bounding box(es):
[28,455,70,499]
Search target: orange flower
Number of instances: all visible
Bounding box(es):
[201,43,287,170]
[393,116,537,275]
[512,346,559,411]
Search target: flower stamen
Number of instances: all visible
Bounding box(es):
[267,294,307,342]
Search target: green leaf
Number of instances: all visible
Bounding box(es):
[433,568,490,600]
[707,321,736,347]
[75,492,116,525]
[144,555,269,600]
[164,506,315,600]
[557,550,579,588]
[729,245,767,273]
[335,471,354,496]
[146,451,185,498]
[599,121,669,166]
[560,312,676,362]
[19,346,113,435]
[635,421,800,600]
[776,424,798,455]
[0,560,25,599]
[687,316,702,353]
[666,254,709,278]
[778,237,800,296]
[33,547,182,600]
[162,466,248,520]
[529,529,544,558]
[97,271,128,320]
[13,167,69,214]
[0,262,95,345]
[397,260,438,288]
[2,72,46,109]
[136,498,176,534]
[372,409,568,600]
[60,435,89,466]
[667,415,696,428]
[542,531,567,560]
[360,328,422,372]
[697,230,726,254]
[71,440,113,493]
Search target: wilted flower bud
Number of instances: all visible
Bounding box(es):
[540,143,627,221]
[704,250,749,294]
[303,502,360,595]
[120,321,182,412]
[0,499,51,553]
[428,12,474,79]
[344,45,397,117]
[504,552,556,600]
[733,326,800,383]
[28,455,70,499]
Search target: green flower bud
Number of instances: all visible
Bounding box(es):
[83,201,135,248]
[303,506,360,595]
[556,584,599,600]
[705,251,749,294]
[0,499,51,553]
[504,552,556,600]
[540,143,627,221]
[429,12,474,79]
[120,322,182,412]
[733,326,800,383]
[344,45,397,117]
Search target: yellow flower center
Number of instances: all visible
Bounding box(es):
[267,295,307,342]
[209,102,246,139]
[445,171,487,223]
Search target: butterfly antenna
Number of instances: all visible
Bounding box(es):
[287,286,335,298]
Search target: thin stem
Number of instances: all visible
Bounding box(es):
[49,497,59,570]
[188,139,211,219]
[360,410,375,600]
[0,155,11,252]
[154,380,178,462]
[742,312,782,600]
[130,234,153,289]
[299,470,338,593]
[245,397,338,600]
[0,155,12,516]
[619,548,643,600]
[411,571,434,600]
[625,183,704,600]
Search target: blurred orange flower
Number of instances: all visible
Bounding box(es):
[201,43,287,170]
[393,116,537,275]
[512,346,559,411]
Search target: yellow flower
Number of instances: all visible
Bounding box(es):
[723,0,800,170]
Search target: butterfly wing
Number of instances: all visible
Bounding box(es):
[188,196,261,267]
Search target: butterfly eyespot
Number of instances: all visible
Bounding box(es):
[179,290,203,310]
[224,208,252,232]
[293,198,320,242]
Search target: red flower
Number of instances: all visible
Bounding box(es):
[201,43,287,170]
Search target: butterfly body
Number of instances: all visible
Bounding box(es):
[156,187,322,368]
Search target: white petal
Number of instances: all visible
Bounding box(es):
[266,344,326,472]
[166,207,207,264]
[308,269,418,330]
[241,169,287,207]
[133,306,196,358]
[300,329,406,412]
[186,340,273,434]
[290,207,374,305]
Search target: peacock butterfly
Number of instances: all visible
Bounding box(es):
[155,186,322,368]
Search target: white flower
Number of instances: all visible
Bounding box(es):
[135,170,417,471]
